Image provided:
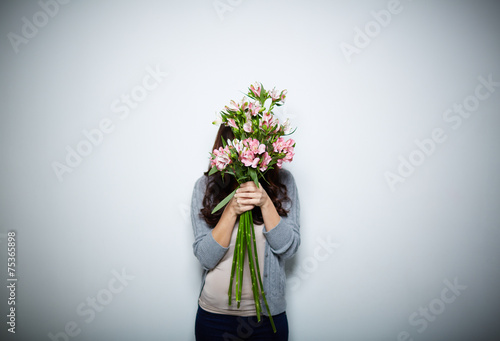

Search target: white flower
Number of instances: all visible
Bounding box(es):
[212,112,222,125]
[282,118,292,134]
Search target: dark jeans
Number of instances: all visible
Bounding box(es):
[195,305,289,341]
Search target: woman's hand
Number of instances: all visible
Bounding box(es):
[214,181,276,248]
[229,181,270,216]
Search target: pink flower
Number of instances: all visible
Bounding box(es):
[285,138,295,148]
[237,138,267,168]
[211,146,232,171]
[276,159,283,169]
[230,139,244,153]
[284,146,294,162]
[225,100,239,112]
[240,150,259,168]
[273,137,287,153]
[257,143,266,154]
[240,97,249,112]
[248,101,261,116]
[260,112,278,131]
[259,152,272,171]
[269,88,280,101]
[280,89,287,102]
[250,82,261,97]
[227,118,238,129]
[273,138,295,167]
[243,138,265,155]
[243,121,252,133]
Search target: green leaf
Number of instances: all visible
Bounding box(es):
[283,126,298,136]
[211,189,237,214]
[237,176,248,183]
[249,168,259,188]
[208,166,218,176]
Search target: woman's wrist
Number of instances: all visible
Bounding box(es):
[261,196,280,231]
[261,195,274,210]
[223,204,237,219]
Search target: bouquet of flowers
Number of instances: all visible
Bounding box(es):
[209,82,296,332]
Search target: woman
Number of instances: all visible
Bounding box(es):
[191,125,300,340]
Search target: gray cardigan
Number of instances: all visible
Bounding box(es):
[191,169,300,316]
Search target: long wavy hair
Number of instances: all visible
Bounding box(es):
[200,125,290,227]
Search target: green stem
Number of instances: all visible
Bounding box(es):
[235,217,241,306]
[249,213,276,333]
[243,211,262,320]
[228,217,240,305]
[236,215,246,308]
[227,202,276,332]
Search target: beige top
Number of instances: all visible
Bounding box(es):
[199,221,266,316]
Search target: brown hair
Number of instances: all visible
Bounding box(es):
[200,125,290,226]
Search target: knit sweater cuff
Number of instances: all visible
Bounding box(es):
[262,218,293,254]
[202,231,229,268]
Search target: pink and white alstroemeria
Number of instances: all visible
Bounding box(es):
[225,100,240,112]
[259,152,272,171]
[269,88,280,101]
[260,112,278,131]
[227,118,238,129]
[273,137,294,153]
[248,101,261,116]
[240,150,260,168]
[250,82,261,97]
[211,146,232,171]
[272,137,295,167]
[284,146,294,162]
[280,89,287,102]
[243,121,253,133]
[243,138,266,155]
[272,137,286,153]
[212,112,222,125]
[282,118,292,134]
[229,139,244,153]
[240,97,249,112]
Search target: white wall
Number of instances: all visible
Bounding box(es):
[1,1,499,340]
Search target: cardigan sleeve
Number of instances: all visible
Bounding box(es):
[262,169,301,260]
[191,176,229,270]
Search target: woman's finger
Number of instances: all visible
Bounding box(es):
[237,197,261,205]
[235,190,254,198]
[240,181,258,190]
[236,187,254,194]
[237,185,260,195]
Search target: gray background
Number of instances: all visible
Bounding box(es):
[1,0,499,340]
